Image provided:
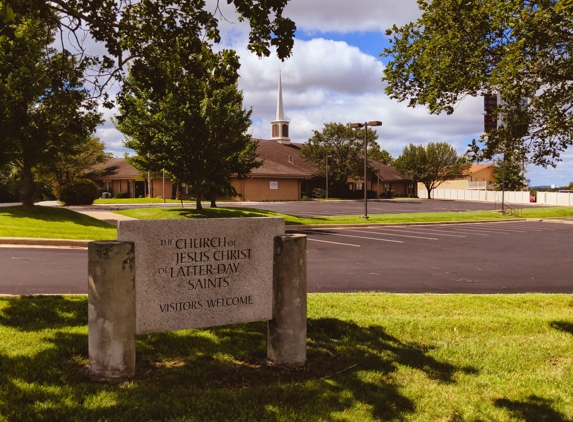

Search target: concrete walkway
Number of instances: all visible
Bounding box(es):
[75,210,136,226]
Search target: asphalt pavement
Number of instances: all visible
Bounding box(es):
[1,219,571,295]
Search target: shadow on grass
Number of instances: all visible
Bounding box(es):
[0,297,479,421]
[0,296,87,331]
[494,395,569,422]
[550,321,573,336]
[0,206,113,228]
[163,206,329,225]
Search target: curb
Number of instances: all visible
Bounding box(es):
[0,238,91,248]
[2,218,569,247]
[284,218,520,232]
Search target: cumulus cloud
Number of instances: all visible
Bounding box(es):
[207,0,421,36]
[281,0,422,33]
[93,0,572,185]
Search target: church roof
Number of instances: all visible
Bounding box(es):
[87,157,140,180]
[250,139,314,178]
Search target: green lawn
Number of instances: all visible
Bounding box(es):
[94,198,186,204]
[0,294,572,421]
[1,205,572,241]
[519,206,573,218]
[115,206,523,225]
[0,206,116,240]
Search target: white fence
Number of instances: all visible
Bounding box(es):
[418,189,530,204]
[418,188,573,206]
[536,191,573,206]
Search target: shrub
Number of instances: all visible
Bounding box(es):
[114,191,130,199]
[58,179,100,205]
[312,188,326,199]
[0,184,18,203]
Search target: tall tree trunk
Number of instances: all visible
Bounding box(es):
[427,189,432,199]
[20,163,35,207]
[210,192,217,208]
[195,188,203,211]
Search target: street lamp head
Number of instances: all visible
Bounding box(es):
[368,121,382,127]
[349,123,364,128]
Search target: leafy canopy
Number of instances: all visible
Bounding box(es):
[382,0,573,167]
[301,122,378,197]
[492,156,527,192]
[393,142,470,199]
[1,0,296,101]
[0,6,102,205]
[116,43,259,209]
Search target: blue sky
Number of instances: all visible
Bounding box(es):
[96,0,573,187]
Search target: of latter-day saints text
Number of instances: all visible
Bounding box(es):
[156,236,254,313]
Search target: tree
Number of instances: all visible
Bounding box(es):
[492,155,527,192]
[1,0,296,102]
[0,8,102,206]
[366,142,393,165]
[382,0,573,168]
[116,44,260,210]
[37,136,112,192]
[301,123,378,197]
[393,142,470,199]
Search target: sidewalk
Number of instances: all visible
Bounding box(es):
[74,210,136,226]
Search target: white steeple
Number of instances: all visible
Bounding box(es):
[276,71,285,121]
[271,70,290,144]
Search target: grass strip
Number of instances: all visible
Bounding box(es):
[114,207,524,225]
[519,206,573,218]
[0,293,572,421]
[0,206,116,240]
[95,198,185,204]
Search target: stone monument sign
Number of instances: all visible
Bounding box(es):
[118,217,284,334]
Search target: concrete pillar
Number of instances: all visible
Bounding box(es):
[268,234,307,367]
[88,241,136,379]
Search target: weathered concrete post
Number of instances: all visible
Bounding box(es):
[88,241,136,379]
[268,234,307,367]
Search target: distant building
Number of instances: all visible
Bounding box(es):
[417,163,496,192]
[90,72,413,200]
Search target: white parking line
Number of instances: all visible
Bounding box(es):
[345,229,438,241]
[308,238,361,247]
[317,232,404,244]
[445,226,518,234]
[366,227,468,238]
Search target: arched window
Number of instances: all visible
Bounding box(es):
[272,124,279,137]
[282,124,289,138]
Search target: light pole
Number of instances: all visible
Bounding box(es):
[350,121,382,220]
[325,155,332,200]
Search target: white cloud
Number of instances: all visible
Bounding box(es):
[207,0,422,36]
[282,0,422,33]
[93,0,572,186]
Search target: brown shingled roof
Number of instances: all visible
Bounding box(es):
[88,140,410,182]
[367,158,412,182]
[88,157,140,180]
[251,139,314,178]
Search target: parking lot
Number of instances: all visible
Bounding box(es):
[297,219,573,294]
[234,198,543,217]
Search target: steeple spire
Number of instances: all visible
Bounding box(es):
[271,70,290,144]
[276,70,285,121]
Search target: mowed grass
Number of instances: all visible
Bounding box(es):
[0,294,572,421]
[520,206,573,218]
[0,206,116,240]
[1,205,571,241]
[115,206,521,225]
[94,198,184,204]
